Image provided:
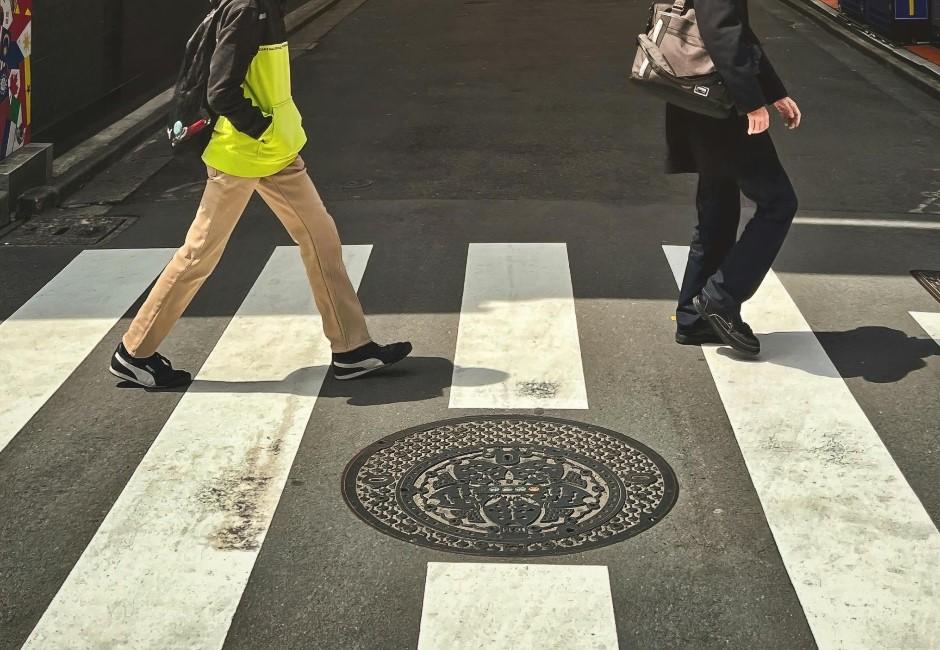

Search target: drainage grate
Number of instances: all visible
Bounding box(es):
[912,270,940,304]
[2,215,132,246]
[343,416,678,556]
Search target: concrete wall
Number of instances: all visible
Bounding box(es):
[32,0,210,151]
[32,1,310,153]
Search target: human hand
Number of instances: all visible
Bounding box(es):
[747,106,770,135]
[773,97,802,129]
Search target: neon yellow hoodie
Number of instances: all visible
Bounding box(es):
[202,0,306,178]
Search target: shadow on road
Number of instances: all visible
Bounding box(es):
[177,356,508,406]
[717,326,938,383]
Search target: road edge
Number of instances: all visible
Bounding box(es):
[778,0,940,100]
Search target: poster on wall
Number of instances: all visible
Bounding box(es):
[0,0,30,160]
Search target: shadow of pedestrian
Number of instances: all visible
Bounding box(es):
[184,356,508,406]
[716,326,938,383]
[321,356,508,406]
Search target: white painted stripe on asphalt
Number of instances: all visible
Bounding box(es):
[418,563,618,650]
[793,216,940,230]
[26,245,371,650]
[910,311,940,345]
[663,245,940,649]
[0,248,174,455]
[450,243,588,409]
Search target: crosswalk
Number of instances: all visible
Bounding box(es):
[0,249,175,455]
[912,311,940,345]
[417,563,618,650]
[25,247,371,649]
[451,243,588,410]
[1,243,938,649]
[664,246,940,650]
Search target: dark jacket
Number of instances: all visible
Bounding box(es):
[665,0,788,175]
[203,0,307,177]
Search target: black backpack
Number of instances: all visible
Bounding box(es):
[166,8,223,153]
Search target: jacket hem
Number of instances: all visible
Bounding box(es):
[201,148,304,179]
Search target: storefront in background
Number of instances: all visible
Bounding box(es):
[0,0,31,160]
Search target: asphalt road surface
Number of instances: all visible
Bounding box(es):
[1,0,938,648]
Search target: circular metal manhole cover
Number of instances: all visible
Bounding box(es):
[342,416,678,556]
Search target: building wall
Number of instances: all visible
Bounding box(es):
[31,1,310,154]
[31,0,210,152]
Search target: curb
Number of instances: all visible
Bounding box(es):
[48,0,345,204]
[778,0,940,101]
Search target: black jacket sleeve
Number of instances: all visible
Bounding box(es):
[695,0,767,114]
[206,4,272,139]
[756,53,788,104]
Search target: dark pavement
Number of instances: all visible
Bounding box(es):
[0,0,938,648]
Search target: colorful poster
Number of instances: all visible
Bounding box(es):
[0,0,30,159]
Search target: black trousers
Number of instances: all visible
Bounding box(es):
[676,145,798,331]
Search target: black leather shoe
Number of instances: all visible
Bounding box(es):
[692,294,760,356]
[675,322,723,346]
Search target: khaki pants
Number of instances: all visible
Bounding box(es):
[123,156,371,358]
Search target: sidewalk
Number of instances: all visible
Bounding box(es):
[908,43,940,66]
[784,0,940,95]
[816,0,940,67]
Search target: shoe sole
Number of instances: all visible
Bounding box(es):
[675,332,723,346]
[332,354,409,381]
[109,365,191,390]
[693,298,760,356]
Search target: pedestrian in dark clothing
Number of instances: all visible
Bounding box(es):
[668,0,802,356]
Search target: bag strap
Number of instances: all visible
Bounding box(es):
[671,0,687,11]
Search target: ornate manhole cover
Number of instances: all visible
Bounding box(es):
[342,416,678,556]
[912,270,940,304]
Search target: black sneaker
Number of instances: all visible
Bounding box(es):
[110,343,192,389]
[675,321,723,346]
[693,294,760,356]
[332,341,413,380]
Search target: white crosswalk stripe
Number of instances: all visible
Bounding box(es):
[911,311,940,346]
[450,243,588,409]
[24,246,372,649]
[0,248,174,455]
[663,245,940,650]
[418,563,618,650]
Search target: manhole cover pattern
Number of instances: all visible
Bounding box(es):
[343,416,678,556]
[912,270,940,304]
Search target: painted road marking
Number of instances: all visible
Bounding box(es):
[26,246,371,649]
[0,248,174,455]
[450,243,588,409]
[418,563,618,650]
[793,216,940,230]
[910,311,940,345]
[663,245,940,650]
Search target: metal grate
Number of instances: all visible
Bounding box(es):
[912,270,940,304]
[2,215,132,246]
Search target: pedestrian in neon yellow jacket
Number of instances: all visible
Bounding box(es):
[110,0,412,390]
